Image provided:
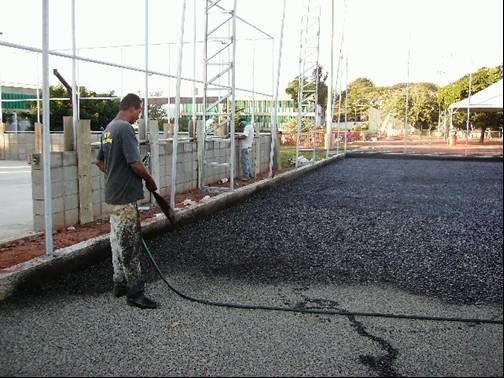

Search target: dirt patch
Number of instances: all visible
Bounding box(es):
[0,188,228,271]
[0,169,283,272]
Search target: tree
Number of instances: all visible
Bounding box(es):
[437,65,503,142]
[285,65,328,125]
[30,85,120,131]
[382,83,439,132]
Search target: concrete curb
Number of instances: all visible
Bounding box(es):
[0,153,345,301]
[347,151,503,162]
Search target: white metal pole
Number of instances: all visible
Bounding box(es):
[325,0,335,157]
[269,0,286,178]
[42,0,53,255]
[144,0,149,132]
[71,0,78,147]
[120,47,124,97]
[0,40,272,97]
[192,0,197,132]
[404,48,410,153]
[336,55,343,156]
[36,87,41,123]
[229,0,237,190]
[170,0,187,209]
[295,14,307,169]
[168,45,172,121]
[313,12,321,163]
[252,45,256,128]
[344,56,349,154]
[465,72,473,156]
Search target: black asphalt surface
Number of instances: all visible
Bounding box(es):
[1,158,503,377]
[149,157,503,306]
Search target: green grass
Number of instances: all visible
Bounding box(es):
[279,145,359,171]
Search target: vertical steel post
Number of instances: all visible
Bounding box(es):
[200,1,209,190]
[465,72,473,156]
[344,56,349,154]
[144,0,149,132]
[71,0,78,147]
[335,58,343,156]
[42,0,53,255]
[269,0,286,178]
[404,48,410,153]
[295,15,306,169]
[252,46,256,128]
[170,0,187,209]
[313,11,321,162]
[325,0,335,157]
[192,0,197,130]
[229,0,238,191]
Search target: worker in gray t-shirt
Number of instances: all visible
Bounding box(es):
[96,94,159,310]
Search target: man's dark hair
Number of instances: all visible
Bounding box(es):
[120,94,142,111]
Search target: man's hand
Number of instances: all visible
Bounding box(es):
[146,177,158,193]
[130,161,157,192]
[96,160,106,173]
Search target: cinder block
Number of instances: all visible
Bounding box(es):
[32,180,63,200]
[65,209,79,226]
[92,190,101,205]
[64,194,79,211]
[63,166,78,180]
[50,153,63,168]
[53,212,65,229]
[64,180,79,195]
[33,214,45,232]
[92,176,101,190]
[183,143,193,153]
[63,151,77,167]
[33,196,64,215]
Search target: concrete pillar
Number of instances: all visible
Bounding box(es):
[254,129,261,176]
[138,119,147,142]
[148,120,160,201]
[34,123,43,154]
[76,120,94,224]
[63,116,75,151]
[188,120,196,139]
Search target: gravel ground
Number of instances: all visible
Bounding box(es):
[1,158,502,377]
[148,158,504,306]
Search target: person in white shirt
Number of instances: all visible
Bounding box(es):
[238,121,255,181]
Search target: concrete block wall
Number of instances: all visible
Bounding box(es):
[0,131,102,161]
[32,134,273,231]
[32,152,80,231]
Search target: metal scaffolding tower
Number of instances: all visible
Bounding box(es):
[296,0,321,168]
[200,0,238,191]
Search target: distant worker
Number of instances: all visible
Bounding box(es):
[238,120,255,181]
[96,94,159,310]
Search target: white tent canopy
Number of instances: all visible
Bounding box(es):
[449,79,503,113]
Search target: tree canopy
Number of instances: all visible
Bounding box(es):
[285,65,329,123]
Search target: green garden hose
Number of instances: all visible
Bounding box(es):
[141,238,503,325]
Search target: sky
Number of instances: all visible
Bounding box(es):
[0,0,502,100]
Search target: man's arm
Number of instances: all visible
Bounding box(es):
[96,148,106,173]
[96,160,106,173]
[130,161,158,193]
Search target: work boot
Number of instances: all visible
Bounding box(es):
[113,284,128,298]
[127,294,160,310]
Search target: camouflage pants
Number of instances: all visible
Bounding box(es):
[108,203,144,298]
